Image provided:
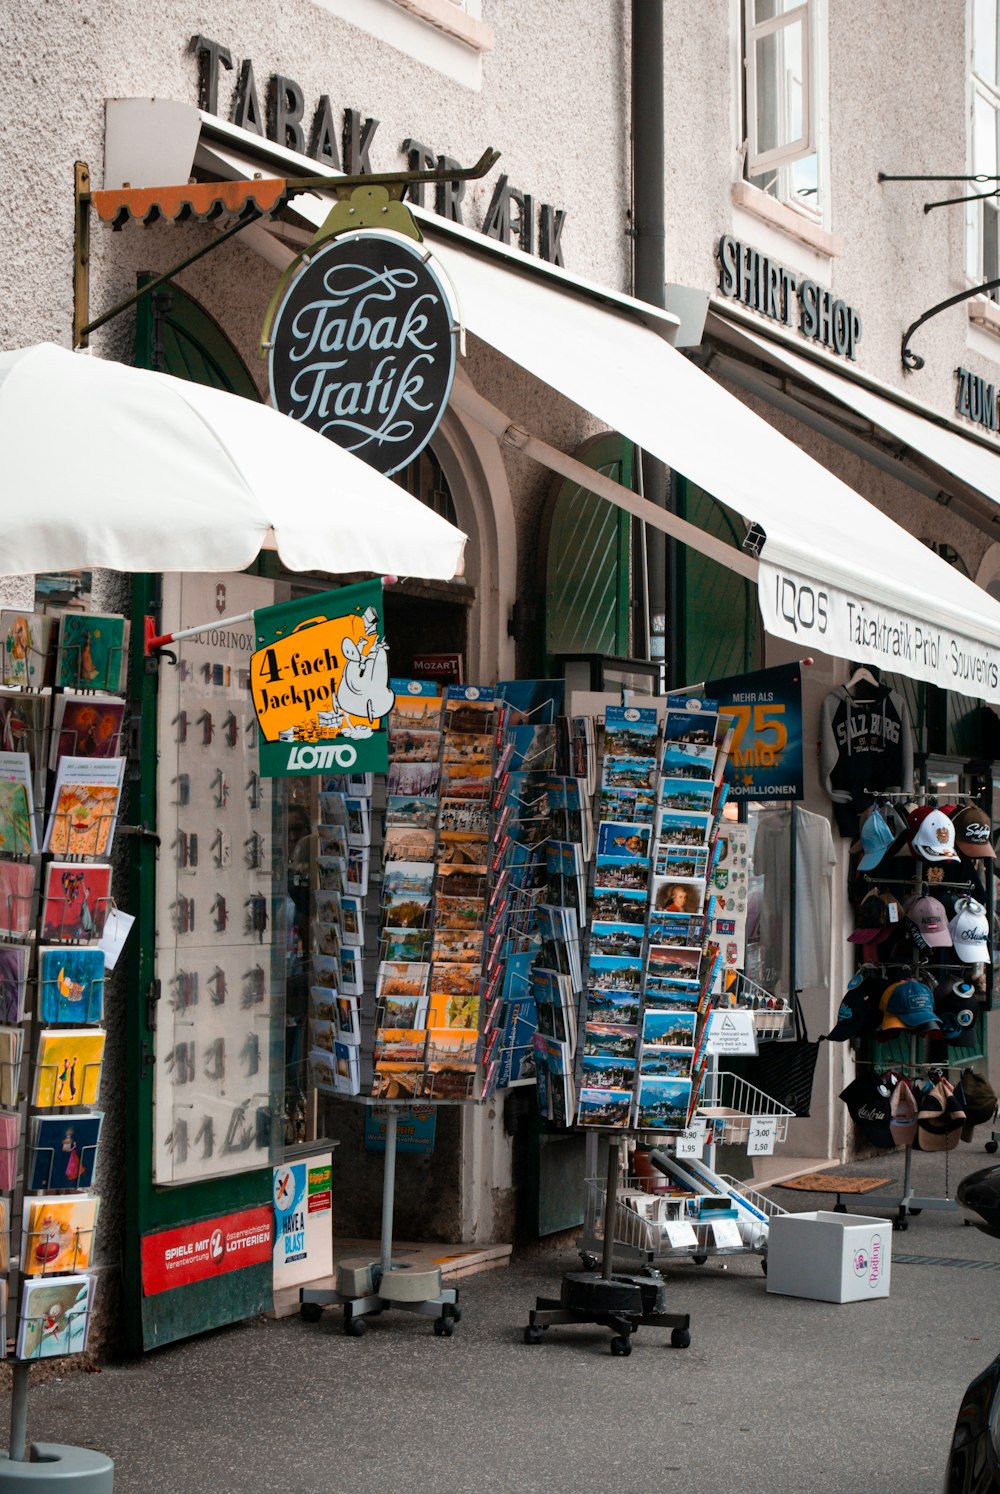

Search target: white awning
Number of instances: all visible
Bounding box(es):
[706,307,1000,516]
[101,102,1000,703]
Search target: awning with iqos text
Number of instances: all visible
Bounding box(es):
[103,100,1000,704]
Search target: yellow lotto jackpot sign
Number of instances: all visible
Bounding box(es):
[250,580,394,776]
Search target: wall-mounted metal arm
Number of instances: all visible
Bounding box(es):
[901,277,1000,370]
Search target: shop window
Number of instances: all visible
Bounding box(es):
[968,0,1000,294]
[741,0,824,219]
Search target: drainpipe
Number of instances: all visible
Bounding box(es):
[631,0,673,682]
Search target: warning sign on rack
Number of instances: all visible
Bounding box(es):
[705,1010,758,1056]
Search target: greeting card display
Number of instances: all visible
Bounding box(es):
[37,947,105,1025]
[43,757,124,858]
[21,1194,100,1276]
[40,862,110,942]
[33,1029,106,1108]
[17,1275,93,1360]
[0,611,54,688]
[27,1114,103,1192]
[56,613,128,693]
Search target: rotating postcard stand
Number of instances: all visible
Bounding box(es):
[299,1109,460,1336]
[523,1133,690,1356]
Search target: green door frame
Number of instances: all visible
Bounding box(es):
[124,282,272,1352]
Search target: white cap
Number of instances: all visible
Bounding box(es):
[948,897,991,963]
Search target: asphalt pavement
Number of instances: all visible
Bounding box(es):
[4,1142,1000,1494]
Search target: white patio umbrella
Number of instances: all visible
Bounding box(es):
[0,344,466,580]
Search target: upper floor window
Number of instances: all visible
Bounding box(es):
[742,0,822,218]
[968,0,1000,289]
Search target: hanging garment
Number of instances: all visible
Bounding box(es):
[820,684,914,837]
[752,806,836,993]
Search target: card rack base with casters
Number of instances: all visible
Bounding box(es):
[298,1112,461,1338]
[522,1136,691,1357]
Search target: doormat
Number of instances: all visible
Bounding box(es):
[777,1173,890,1195]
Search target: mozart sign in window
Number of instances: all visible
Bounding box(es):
[268,230,457,476]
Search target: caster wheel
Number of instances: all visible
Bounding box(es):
[892,1218,908,1233]
[449,1306,462,1323]
[299,1301,323,1323]
[434,1316,455,1337]
[523,1326,544,1345]
[691,1254,708,1266]
[760,1259,768,1276]
[671,1328,691,1349]
[344,1315,367,1337]
[832,1202,847,1214]
[610,1336,632,1357]
[580,1253,598,1271]
[965,1218,973,1227]
[909,1209,922,1216]
[986,1140,998,1154]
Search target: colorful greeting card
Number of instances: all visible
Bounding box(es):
[22,1194,100,1276]
[0,752,36,855]
[17,1275,94,1360]
[0,944,28,1025]
[40,860,109,938]
[0,1025,23,1108]
[0,858,36,939]
[27,1114,103,1193]
[50,694,126,768]
[33,1029,106,1108]
[43,757,124,858]
[56,612,128,692]
[38,947,105,1025]
[0,611,53,688]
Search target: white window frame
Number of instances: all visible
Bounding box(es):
[967,1,1000,290]
[745,0,814,177]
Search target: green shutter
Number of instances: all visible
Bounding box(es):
[541,433,633,668]
[676,476,760,681]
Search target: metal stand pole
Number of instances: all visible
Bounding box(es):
[8,1364,29,1463]
[380,1110,398,1278]
[602,1136,621,1280]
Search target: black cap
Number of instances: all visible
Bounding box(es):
[826,970,881,1041]
[840,1074,894,1149]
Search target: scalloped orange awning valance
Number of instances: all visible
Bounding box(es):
[90,177,287,229]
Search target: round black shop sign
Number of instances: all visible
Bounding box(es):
[268,230,457,477]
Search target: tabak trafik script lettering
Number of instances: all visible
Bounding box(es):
[269,232,456,476]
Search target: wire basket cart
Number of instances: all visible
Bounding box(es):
[695,1069,795,1147]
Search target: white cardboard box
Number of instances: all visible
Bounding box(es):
[765,1211,891,1303]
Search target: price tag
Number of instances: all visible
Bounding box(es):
[664,1220,699,1250]
[711,1219,743,1249]
[747,1116,777,1155]
[676,1123,706,1159]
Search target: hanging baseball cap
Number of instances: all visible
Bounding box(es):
[916,1076,966,1151]
[960,1069,998,1143]
[840,1074,894,1149]
[848,889,895,946]
[877,977,941,1033]
[949,897,991,963]
[932,979,979,1047]
[907,806,960,863]
[826,968,881,1041]
[903,894,953,949]
[857,806,896,872]
[950,804,996,860]
[889,1078,919,1148]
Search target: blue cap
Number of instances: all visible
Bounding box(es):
[858,808,896,871]
[881,978,941,1031]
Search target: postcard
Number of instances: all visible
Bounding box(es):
[435,894,485,931]
[581,1053,637,1089]
[310,986,337,1024]
[433,928,483,962]
[583,1021,638,1058]
[57,613,128,693]
[0,1025,23,1107]
[577,1087,633,1128]
[640,1049,694,1077]
[33,1028,106,1108]
[589,921,645,957]
[43,756,124,858]
[339,945,363,997]
[642,1009,697,1050]
[585,991,641,1026]
[346,845,369,897]
[311,921,341,961]
[439,798,490,836]
[380,926,431,962]
[334,995,361,1046]
[591,887,649,923]
[443,731,494,764]
[0,610,54,688]
[381,860,435,901]
[38,946,105,1025]
[0,751,36,855]
[340,894,363,945]
[0,1110,18,1191]
[655,845,710,880]
[313,891,343,930]
[386,794,439,829]
[389,727,442,763]
[50,694,125,769]
[598,785,657,824]
[315,856,346,895]
[655,808,713,847]
[596,821,652,861]
[309,1017,335,1053]
[333,1040,361,1096]
[389,692,444,728]
[441,761,492,800]
[663,703,718,745]
[22,1194,100,1276]
[647,944,702,984]
[427,985,481,1030]
[387,760,441,798]
[40,862,109,943]
[601,756,658,791]
[383,826,436,863]
[661,739,716,778]
[0,689,49,789]
[593,856,649,893]
[0,944,28,1025]
[604,706,659,758]
[643,980,701,1009]
[658,777,715,814]
[17,1274,93,1360]
[381,888,431,928]
[587,954,643,994]
[651,876,706,916]
[635,1077,693,1129]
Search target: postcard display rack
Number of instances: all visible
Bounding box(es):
[300,681,563,1336]
[522,697,792,1356]
[0,606,128,1481]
